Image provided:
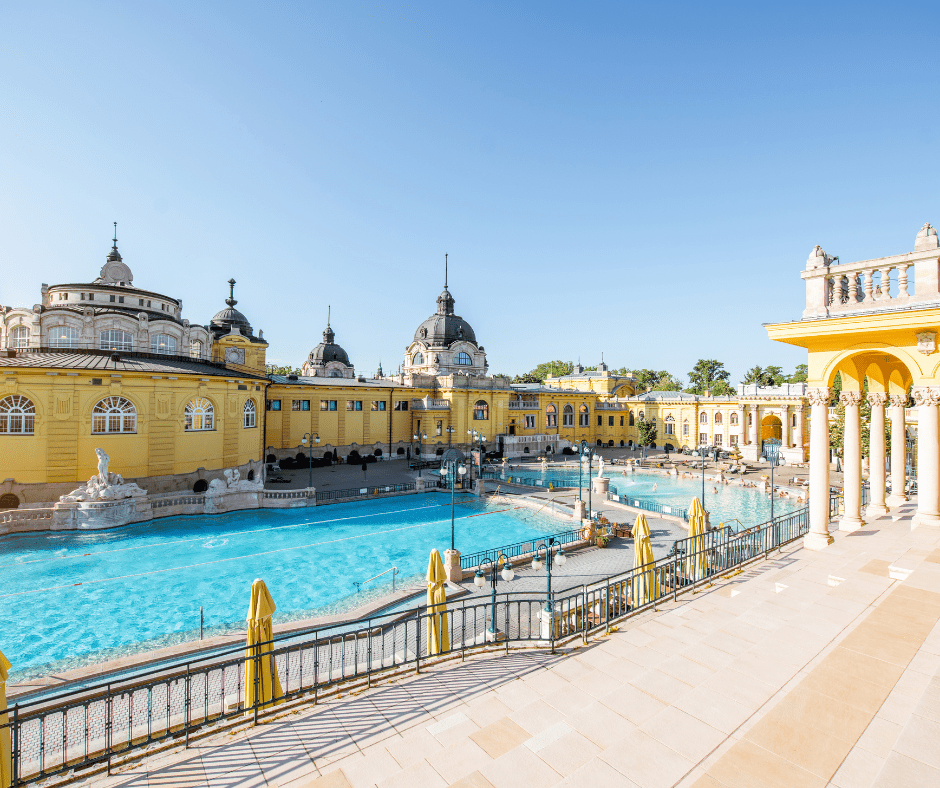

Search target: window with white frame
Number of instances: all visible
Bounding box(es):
[699,412,708,424]
[190,339,204,359]
[714,434,723,446]
[730,434,738,446]
[714,412,723,425]
[184,397,214,431]
[244,399,256,428]
[562,404,574,427]
[454,352,472,365]
[0,395,35,434]
[664,416,675,435]
[412,352,425,365]
[578,404,589,427]
[8,326,29,349]
[99,330,133,352]
[683,419,689,436]
[730,412,739,425]
[699,432,707,445]
[524,414,536,429]
[545,404,557,427]
[49,326,80,348]
[92,396,137,433]
[150,334,177,354]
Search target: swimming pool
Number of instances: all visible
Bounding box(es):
[0,493,569,682]
[496,467,801,527]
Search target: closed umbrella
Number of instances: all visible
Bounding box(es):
[243,579,283,717]
[427,550,450,655]
[1,648,10,788]
[687,497,708,582]
[632,514,657,606]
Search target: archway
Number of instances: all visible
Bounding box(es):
[0,493,19,509]
[760,415,782,442]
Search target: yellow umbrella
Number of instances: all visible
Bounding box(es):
[1,648,10,788]
[632,514,657,606]
[427,550,450,655]
[243,579,283,717]
[687,498,708,582]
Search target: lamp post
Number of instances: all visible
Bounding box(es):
[413,431,427,476]
[531,537,567,614]
[474,553,514,638]
[468,429,486,479]
[446,424,456,444]
[577,440,596,520]
[765,438,781,522]
[300,432,320,489]
[697,443,706,503]
[439,459,467,551]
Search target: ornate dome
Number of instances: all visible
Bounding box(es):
[308,324,351,366]
[209,279,253,337]
[915,222,939,251]
[413,285,477,346]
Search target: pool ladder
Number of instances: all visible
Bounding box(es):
[355,565,400,594]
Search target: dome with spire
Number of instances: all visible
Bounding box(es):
[209,278,254,338]
[301,310,355,378]
[412,284,478,346]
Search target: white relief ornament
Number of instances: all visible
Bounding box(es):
[889,394,908,408]
[806,388,831,407]
[839,391,863,407]
[913,388,940,407]
[917,332,936,355]
[866,393,888,408]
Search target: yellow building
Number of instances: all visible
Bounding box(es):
[0,231,813,508]
[767,222,939,549]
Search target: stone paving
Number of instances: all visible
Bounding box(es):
[71,500,940,788]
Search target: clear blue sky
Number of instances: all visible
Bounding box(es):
[2,2,937,383]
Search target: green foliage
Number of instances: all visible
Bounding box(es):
[686,359,730,395]
[788,364,808,383]
[637,418,658,446]
[512,360,573,384]
[632,369,683,392]
[829,394,890,459]
[266,364,302,376]
[743,363,807,385]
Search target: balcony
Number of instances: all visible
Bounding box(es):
[410,398,450,410]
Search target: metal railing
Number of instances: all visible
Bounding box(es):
[0,493,837,787]
[315,483,415,502]
[459,528,584,570]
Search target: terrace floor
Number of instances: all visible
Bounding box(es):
[82,500,940,788]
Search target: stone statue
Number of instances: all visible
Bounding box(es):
[597,456,605,477]
[207,465,263,494]
[60,448,147,502]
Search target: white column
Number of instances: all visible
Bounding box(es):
[749,405,759,447]
[781,406,790,447]
[886,394,908,506]
[912,387,940,528]
[839,391,865,531]
[866,393,888,516]
[796,406,805,457]
[806,388,834,549]
[737,404,746,445]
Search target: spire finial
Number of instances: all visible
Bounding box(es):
[225,278,237,307]
[327,305,331,327]
[444,253,448,289]
[112,222,118,247]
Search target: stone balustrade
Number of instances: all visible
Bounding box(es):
[508,400,539,409]
[410,398,450,410]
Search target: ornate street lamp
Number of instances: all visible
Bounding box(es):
[531,537,567,614]
[439,460,468,551]
[468,429,486,479]
[300,432,320,489]
[576,440,596,520]
[413,431,427,476]
[474,554,514,638]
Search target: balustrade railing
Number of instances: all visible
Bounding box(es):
[410,399,450,410]
[315,483,415,502]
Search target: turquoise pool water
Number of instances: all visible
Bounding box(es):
[500,467,802,527]
[0,493,567,681]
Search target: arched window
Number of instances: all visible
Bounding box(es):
[562,404,574,427]
[8,326,29,349]
[714,412,723,425]
[699,412,708,424]
[0,395,35,434]
[329,369,343,378]
[455,352,472,366]
[150,334,178,354]
[546,404,557,427]
[730,412,739,425]
[629,411,635,426]
[190,339,203,359]
[49,326,80,348]
[99,329,133,352]
[92,396,136,434]
[792,413,797,428]
[474,400,489,420]
[638,411,645,421]
[185,397,214,431]
[413,352,425,365]
[578,404,590,427]
[664,415,675,435]
[244,399,256,428]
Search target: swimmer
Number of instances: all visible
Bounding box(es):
[713,487,718,494]
[652,483,658,492]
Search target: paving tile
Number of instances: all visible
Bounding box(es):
[656,653,717,686]
[599,727,695,788]
[463,695,513,728]
[628,668,694,705]
[532,729,601,776]
[871,751,940,788]
[554,757,639,787]
[542,682,597,715]
[798,664,891,715]
[571,666,624,699]
[599,682,668,725]
[641,706,727,762]
[377,759,446,788]
[855,716,903,759]
[258,747,320,787]
[308,771,354,787]
[830,745,884,788]
[891,713,940,770]
[384,727,445,769]
[508,699,568,735]
[445,772,495,788]
[205,763,268,788]
[427,711,481,748]
[478,744,562,788]
[426,738,493,784]
[469,716,531,759]
[706,739,827,788]
[876,690,920,727]
[322,748,401,788]
[565,701,636,749]
[673,685,754,734]
[700,667,776,710]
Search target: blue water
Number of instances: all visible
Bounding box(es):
[0,493,567,681]
[502,467,802,527]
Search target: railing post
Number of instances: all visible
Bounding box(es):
[11,704,18,788]
[106,682,113,772]
[415,610,421,674]
[253,643,260,725]
[582,584,588,643]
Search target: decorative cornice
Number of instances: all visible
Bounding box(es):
[839,391,863,407]
[889,394,908,408]
[866,393,888,407]
[913,387,940,407]
[806,388,831,407]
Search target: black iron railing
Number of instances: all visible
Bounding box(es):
[1,493,837,786]
[315,483,415,502]
[459,528,584,570]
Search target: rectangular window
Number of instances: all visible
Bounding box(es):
[608,416,614,426]
[139,299,144,306]
[110,295,116,302]
[436,421,443,436]
[346,400,362,411]
[80,293,85,300]
[597,415,602,426]
[620,416,624,426]
[266,400,282,411]
[119,296,124,303]
[715,434,723,446]
[371,401,387,411]
[292,400,310,411]
[683,423,689,436]
[524,414,536,429]
[394,401,408,411]
[730,434,739,447]
[699,432,707,445]
[320,400,337,411]
[147,300,151,307]
[88,292,94,300]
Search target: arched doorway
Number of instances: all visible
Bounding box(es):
[760,415,782,442]
[0,493,19,509]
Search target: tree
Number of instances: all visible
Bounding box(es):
[632,369,683,392]
[742,365,764,384]
[266,364,302,376]
[512,360,573,384]
[788,364,808,383]
[742,365,784,385]
[686,360,730,395]
[637,418,657,447]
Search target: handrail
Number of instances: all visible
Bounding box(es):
[355,566,400,594]
[1,493,838,786]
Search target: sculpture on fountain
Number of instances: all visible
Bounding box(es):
[60,449,147,502]
[207,465,264,494]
